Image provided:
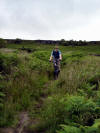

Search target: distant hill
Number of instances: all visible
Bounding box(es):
[3,38,100,46]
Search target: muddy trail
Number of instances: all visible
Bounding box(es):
[0,82,51,133]
[1,104,46,133]
[1,112,30,133]
[1,112,29,133]
[1,111,44,133]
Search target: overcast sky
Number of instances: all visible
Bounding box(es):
[0,0,100,41]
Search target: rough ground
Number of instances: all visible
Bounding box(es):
[0,82,50,133]
[0,48,16,53]
[0,112,29,133]
[15,112,29,133]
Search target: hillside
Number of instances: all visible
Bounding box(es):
[0,43,100,133]
[1,38,100,46]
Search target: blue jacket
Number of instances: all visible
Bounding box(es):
[51,50,61,59]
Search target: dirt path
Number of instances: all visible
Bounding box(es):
[15,112,29,133]
[0,48,16,53]
[0,128,14,133]
[0,112,29,133]
[0,81,51,133]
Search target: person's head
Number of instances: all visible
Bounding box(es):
[54,45,59,51]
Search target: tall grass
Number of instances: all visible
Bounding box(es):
[30,56,100,133]
[50,56,100,95]
[0,44,100,132]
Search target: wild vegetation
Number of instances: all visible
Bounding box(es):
[0,42,100,133]
[0,38,6,48]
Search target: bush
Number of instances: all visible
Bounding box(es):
[15,38,22,44]
[57,125,81,133]
[29,57,50,71]
[0,38,6,48]
[38,95,66,132]
[0,102,17,127]
[0,53,20,74]
[57,121,100,133]
[62,52,84,66]
[32,51,50,61]
[64,96,97,126]
[88,73,100,90]
[29,51,51,71]
[0,91,5,109]
[57,114,100,133]
[38,95,99,133]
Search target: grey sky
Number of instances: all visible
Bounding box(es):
[0,0,100,40]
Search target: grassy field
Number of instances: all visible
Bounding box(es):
[0,43,100,133]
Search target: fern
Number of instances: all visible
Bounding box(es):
[0,92,5,97]
[0,91,5,109]
[57,125,81,133]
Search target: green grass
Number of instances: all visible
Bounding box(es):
[0,43,100,133]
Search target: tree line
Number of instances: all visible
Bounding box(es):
[0,38,100,48]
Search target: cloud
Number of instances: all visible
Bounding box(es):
[0,0,100,40]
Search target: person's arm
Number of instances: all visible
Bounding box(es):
[49,55,52,61]
[49,51,53,61]
[59,51,62,60]
[59,54,62,60]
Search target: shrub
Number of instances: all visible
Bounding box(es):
[62,52,84,66]
[29,51,51,71]
[64,96,97,126]
[0,91,5,109]
[0,102,17,127]
[0,91,6,126]
[38,95,99,133]
[88,73,100,90]
[15,38,22,44]
[0,38,6,48]
[0,53,20,74]
[38,95,66,132]
[32,51,50,61]
[57,125,81,133]
[57,120,100,133]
